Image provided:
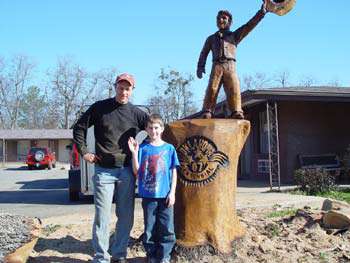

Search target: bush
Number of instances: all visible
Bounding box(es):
[294,168,336,194]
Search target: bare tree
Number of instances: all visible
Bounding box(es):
[148,68,197,123]
[327,78,341,87]
[0,56,6,128]
[274,70,290,88]
[0,55,35,129]
[241,72,272,90]
[91,67,118,100]
[48,57,96,129]
[298,75,317,88]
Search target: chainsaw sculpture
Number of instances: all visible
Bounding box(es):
[167,1,296,260]
[197,0,296,119]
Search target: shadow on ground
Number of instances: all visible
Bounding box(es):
[28,235,146,263]
[0,189,93,205]
[28,235,92,262]
[17,178,68,190]
[5,166,30,171]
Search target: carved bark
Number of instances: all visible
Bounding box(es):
[163,119,250,253]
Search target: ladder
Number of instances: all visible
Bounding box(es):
[266,102,281,191]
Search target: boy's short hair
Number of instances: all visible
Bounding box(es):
[217,10,232,23]
[147,114,164,128]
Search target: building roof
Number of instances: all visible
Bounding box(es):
[241,86,350,108]
[0,129,73,140]
[186,86,350,118]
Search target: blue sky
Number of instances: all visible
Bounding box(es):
[1,1,349,106]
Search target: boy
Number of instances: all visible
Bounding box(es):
[128,114,180,263]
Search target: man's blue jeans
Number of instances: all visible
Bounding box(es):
[92,166,135,263]
[142,198,176,262]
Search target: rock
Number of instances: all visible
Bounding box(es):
[322,199,350,212]
[323,211,350,229]
[258,239,273,253]
[251,235,261,243]
[0,214,41,263]
[342,252,350,260]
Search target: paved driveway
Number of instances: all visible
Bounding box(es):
[0,163,96,218]
[236,180,325,209]
[0,163,326,219]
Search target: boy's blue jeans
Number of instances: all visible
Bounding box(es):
[142,198,176,262]
[92,166,135,263]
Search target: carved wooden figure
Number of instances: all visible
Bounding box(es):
[197,0,296,119]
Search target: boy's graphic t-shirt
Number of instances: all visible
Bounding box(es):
[138,142,180,198]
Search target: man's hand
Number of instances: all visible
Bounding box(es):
[197,68,205,79]
[128,137,139,155]
[166,192,175,207]
[83,153,99,163]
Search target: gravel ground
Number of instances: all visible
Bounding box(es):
[0,213,35,262]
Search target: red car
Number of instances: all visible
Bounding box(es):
[26,147,56,170]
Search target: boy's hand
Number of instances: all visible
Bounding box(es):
[128,137,139,154]
[166,192,175,207]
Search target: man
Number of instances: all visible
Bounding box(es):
[73,73,149,263]
[197,1,269,119]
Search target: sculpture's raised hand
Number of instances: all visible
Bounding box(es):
[197,67,205,79]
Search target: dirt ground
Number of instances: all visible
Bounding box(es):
[27,203,350,263]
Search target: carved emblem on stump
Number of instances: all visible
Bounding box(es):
[177,135,229,186]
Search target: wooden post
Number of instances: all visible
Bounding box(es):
[164,119,250,254]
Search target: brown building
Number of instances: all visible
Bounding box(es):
[189,87,350,186]
[0,129,73,163]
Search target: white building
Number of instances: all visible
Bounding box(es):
[0,129,73,163]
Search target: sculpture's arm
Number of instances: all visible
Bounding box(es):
[197,37,211,79]
[234,3,267,45]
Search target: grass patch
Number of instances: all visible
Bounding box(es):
[43,224,62,236]
[289,187,350,203]
[267,208,297,218]
[319,252,329,262]
[316,188,350,203]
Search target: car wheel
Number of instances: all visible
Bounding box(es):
[69,190,79,201]
[28,165,32,170]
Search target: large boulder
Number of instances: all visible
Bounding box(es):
[322,199,350,229]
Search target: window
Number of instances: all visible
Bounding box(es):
[257,159,270,174]
[259,111,269,154]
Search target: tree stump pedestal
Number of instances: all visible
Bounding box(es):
[164,119,250,258]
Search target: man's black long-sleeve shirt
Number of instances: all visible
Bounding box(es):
[73,98,149,168]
